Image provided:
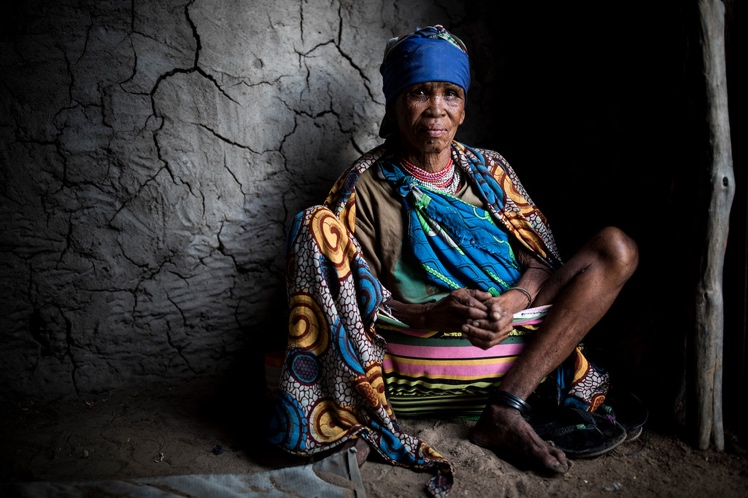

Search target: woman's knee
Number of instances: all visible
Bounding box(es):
[595,226,639,275]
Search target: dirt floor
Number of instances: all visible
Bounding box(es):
[1,379,746,498]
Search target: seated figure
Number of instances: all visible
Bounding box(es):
[268,25,639,497]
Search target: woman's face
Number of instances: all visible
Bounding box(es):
[389,81,466,160]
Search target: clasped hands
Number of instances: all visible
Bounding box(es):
[422,288,518,349]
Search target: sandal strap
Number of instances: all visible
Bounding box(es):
[533,408,597,438]
[487,390,532,420]
[535,422,587,439]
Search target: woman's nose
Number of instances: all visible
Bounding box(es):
[425,96,446,115]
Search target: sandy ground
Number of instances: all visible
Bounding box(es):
[1,379,746,498]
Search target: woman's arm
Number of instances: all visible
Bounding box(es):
[459,244,555,349]
[383,244,554,334]
[384,288,494,332]
[505,242,555,312]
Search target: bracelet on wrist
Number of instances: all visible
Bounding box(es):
[507,286,533,309]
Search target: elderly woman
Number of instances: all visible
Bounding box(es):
[269,25,638,497]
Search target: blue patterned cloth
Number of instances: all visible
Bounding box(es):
[379,160,521,296]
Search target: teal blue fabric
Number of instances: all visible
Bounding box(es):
[379,160,521,296]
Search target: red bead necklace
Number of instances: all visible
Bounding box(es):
[400,157,461,195]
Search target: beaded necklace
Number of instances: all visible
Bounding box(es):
[400,157,462,195]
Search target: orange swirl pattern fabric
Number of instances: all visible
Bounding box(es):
[271,204,455,497]
[453,142,562,268]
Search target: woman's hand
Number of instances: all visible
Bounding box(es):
[386,287,531,348]
[386,289,493,332]
[421,288,494,331]
[460,295,516,349]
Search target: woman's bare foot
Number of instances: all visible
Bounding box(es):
[472,403,569,474]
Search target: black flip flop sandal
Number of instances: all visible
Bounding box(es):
[531,406,628,458]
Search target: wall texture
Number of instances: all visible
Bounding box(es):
[0,0,481,399]
[2,0,744,417]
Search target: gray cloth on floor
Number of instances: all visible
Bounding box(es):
[1,447,366,498]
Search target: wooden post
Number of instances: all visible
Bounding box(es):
[694,0,734,451]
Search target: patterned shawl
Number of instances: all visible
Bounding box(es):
[327,141,561,270]
[271,142,561,498]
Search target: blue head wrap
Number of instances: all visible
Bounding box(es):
[379,25,470,106]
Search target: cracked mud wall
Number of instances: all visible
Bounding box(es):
[1,0,491,400]
[3,0,717,410]
[2,0,739,420]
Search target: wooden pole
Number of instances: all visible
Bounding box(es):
[694,0,734,451]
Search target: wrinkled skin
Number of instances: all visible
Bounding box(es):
[387,81,465,172]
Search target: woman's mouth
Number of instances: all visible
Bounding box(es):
[423,127,448,137]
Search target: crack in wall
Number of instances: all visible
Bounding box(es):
[185,1,201,68]
[196,123,259,154]
[165,292,196,374]
[222,154,245,196]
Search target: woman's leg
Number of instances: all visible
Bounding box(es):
[472,226,639,472]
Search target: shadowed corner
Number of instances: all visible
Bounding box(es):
[188,285,297,470]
